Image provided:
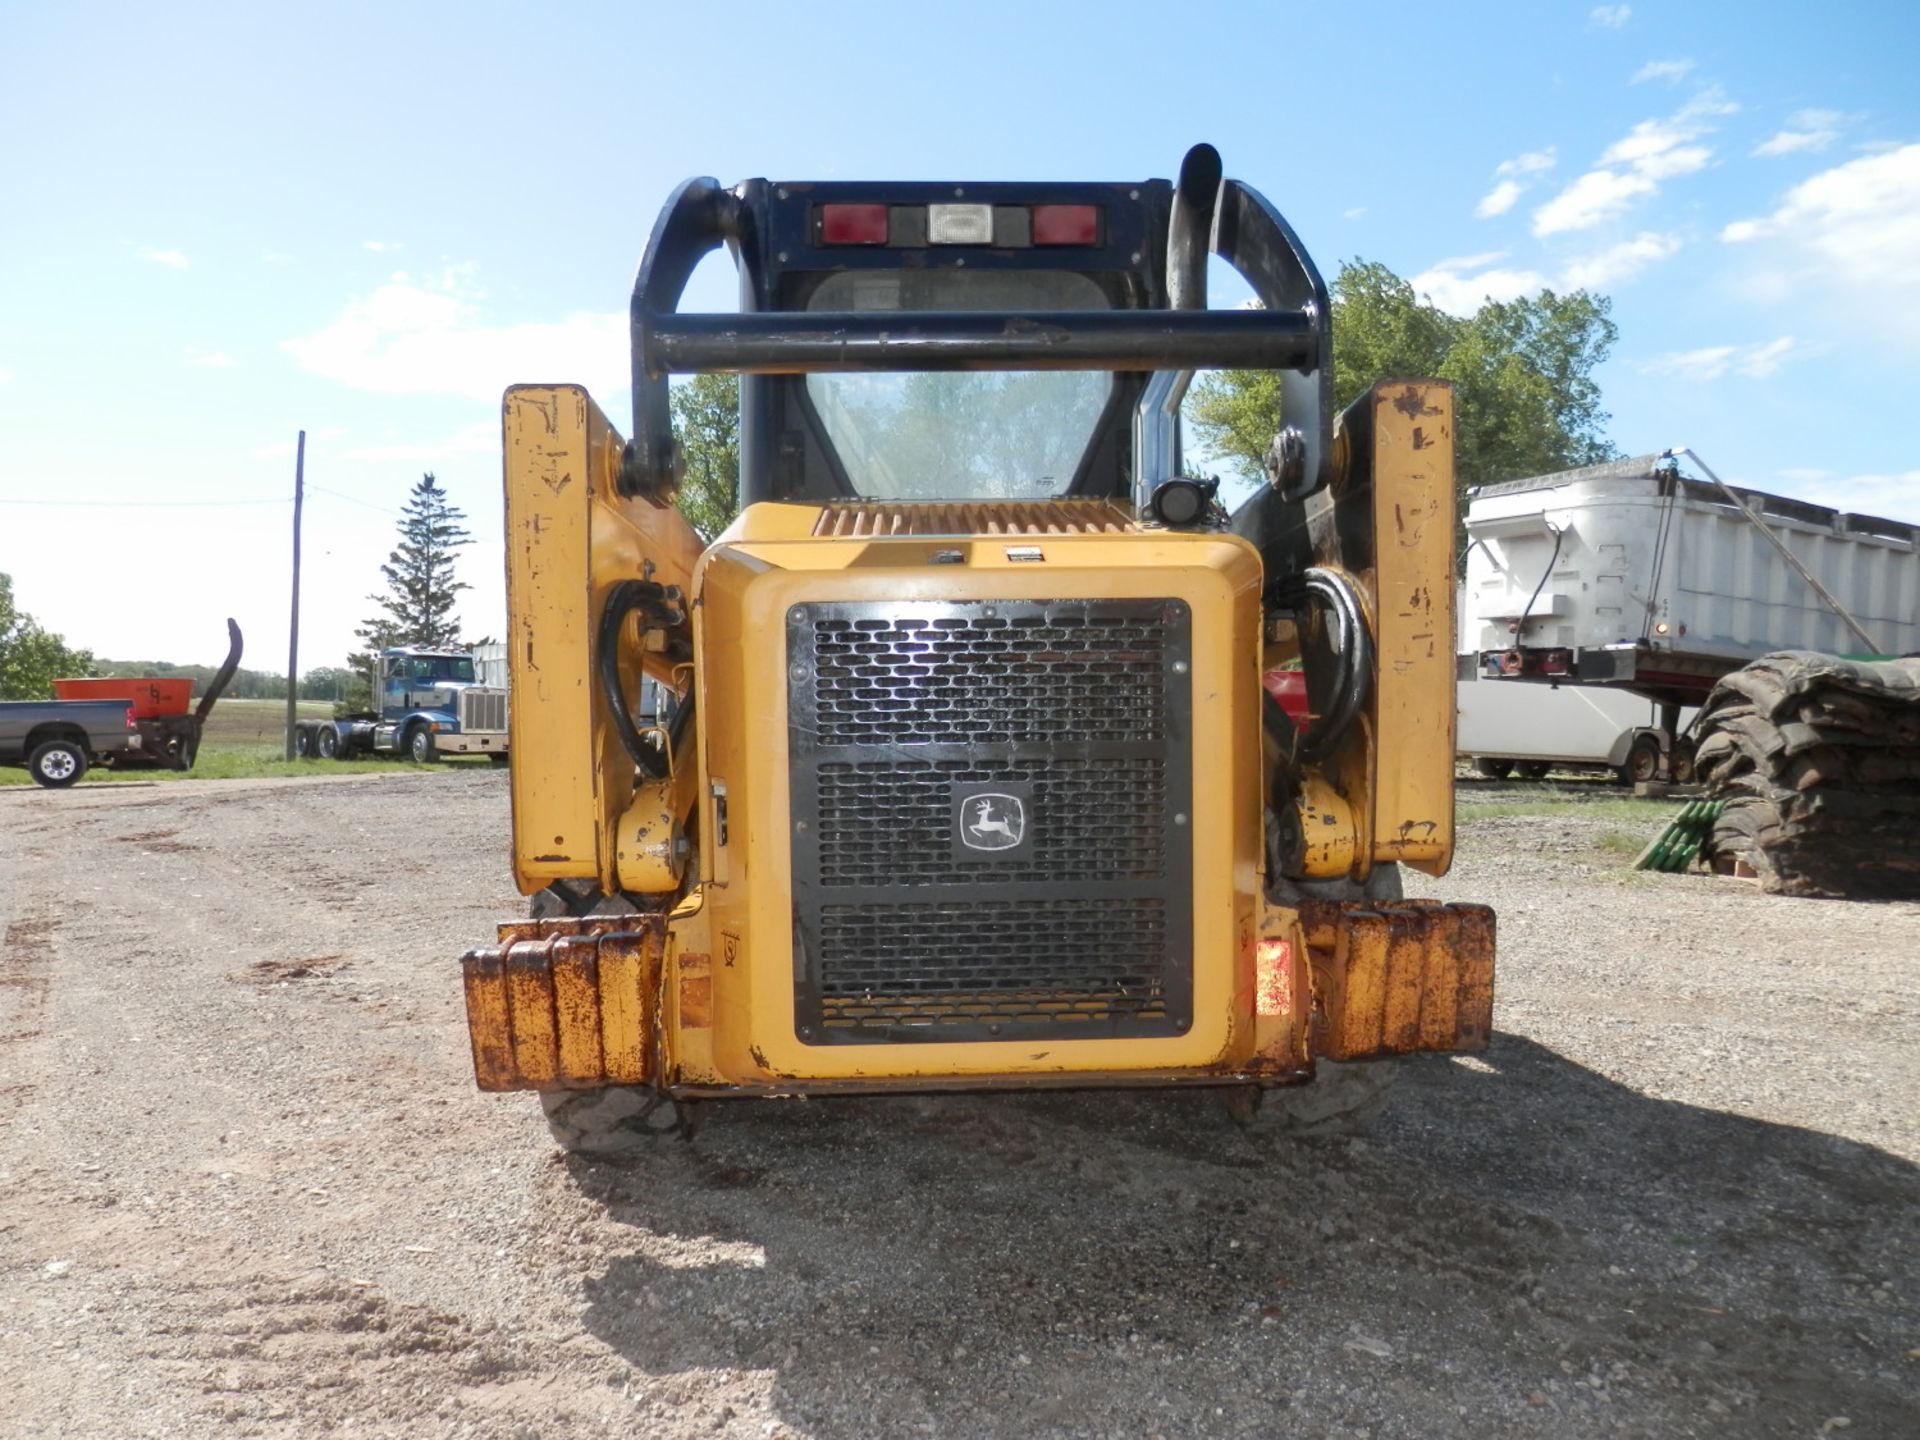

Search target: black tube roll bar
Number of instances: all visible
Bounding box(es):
[619,145,1334,507]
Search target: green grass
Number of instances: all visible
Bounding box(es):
[1458,796,1671,824]
[1,698,497,786]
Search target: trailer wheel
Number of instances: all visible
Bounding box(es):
[27,739,87,789]
[489,751,511,768]
[406,724,438,764]
[539,1087,694,1155]
[1618,733,1662,786]
[1515,761,1553,781]
[1474,757,1515,780]
[316,724,340,759]
[294,725,317,760]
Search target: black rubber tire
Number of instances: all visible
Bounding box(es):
[406,725,438,764]
[1246,862,1405,1136]
[1515,761,1553,781]
[1233,1061,1401,1138]
[540,1087,690,1156]
[528,878,639,919]
[294,726,316,759]
[1475,757,1515,780]
[1618,733,1661,787]
[488,751,511,768]
[27,739,87,789]
[316,724,340,760]
[1670,737,1697,785]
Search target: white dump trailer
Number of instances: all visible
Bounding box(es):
[1464,452,1920,707]
[1462,451,1919,781]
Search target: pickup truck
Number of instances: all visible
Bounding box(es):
[0,699,142,788]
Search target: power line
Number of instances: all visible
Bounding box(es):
[306,483,401,515]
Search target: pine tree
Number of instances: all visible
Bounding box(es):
[349,475,473,701]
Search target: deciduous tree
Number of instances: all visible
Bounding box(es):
[671,374,741,539]
[1189,261,1619,496]
[0,573,94,699]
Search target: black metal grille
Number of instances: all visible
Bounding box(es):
[788,599,1192,1046]
[816,758,1166,886]
[807,612,1168,746]
[817,899,1170,1032]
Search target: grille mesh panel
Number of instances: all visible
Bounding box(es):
[816,758,1165,886]
[817,899,1170,1031]
[789,599,1192,1045]
[808,613,1166,746]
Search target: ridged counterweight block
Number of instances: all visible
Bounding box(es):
[1296,901,1495,1060]
[460,915,665,1091]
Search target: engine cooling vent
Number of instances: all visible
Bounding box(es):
[787,598,1193,1046]
[812,500,1135,537]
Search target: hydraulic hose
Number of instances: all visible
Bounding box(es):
[1272,567,1371,763]
[595,580,689,780]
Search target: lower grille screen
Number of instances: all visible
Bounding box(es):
[788,599,1193,1045]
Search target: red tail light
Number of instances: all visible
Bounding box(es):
[1031,204,1100,245]
[819,203,889,245]
[125,706,137,729]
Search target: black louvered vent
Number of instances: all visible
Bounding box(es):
[787,599,1192,1046]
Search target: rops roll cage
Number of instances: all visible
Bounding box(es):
[617,144,1334,520]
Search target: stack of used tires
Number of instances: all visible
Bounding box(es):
[1694,651,1920,897]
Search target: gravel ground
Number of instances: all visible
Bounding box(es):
[1,770,1915,1439]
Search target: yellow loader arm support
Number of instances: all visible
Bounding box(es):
[501,385,704,899]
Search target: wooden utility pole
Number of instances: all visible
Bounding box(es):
[284,430,306,760]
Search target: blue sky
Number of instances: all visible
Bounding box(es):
[2,0,1916,668]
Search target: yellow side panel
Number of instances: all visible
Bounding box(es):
[501,385,703,895]
[1367,382,1456,875]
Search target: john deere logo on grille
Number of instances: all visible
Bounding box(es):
[961,794,1025,849]
[952,783,1034,860]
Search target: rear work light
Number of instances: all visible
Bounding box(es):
[927,202,993,245]
[1031,203,1100,245]
[819,203,889,245]
[813,201,1104,248]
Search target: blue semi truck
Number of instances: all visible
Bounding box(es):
[292,646,509,764]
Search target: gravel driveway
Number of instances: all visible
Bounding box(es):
[2,771,1914,1438]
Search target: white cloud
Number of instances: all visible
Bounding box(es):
[1533,87,1731,235]
[1631,59,1695,85]
[1560,231,1682,288]
[1476,148,1557,219]
[138,246,189,268]
[1753,110,1845,158]
[1413,230,1680,315]
[1343,206,1367,220]
[1410,253,1551,315]
[1720,143,1920,291]
[1532,168,1657,235]
[1476,180,1523,218]
[0,368,12,384]
[1589,5,1631,28]
[339,421,499,463]
[1777,467,1832,484]
[283,268,628,402]
[1643,336,1798,380]
[186,347,236,368]
[1498,149,1558,178]
[363,240,403,253]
